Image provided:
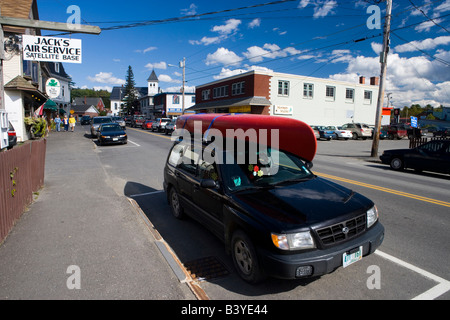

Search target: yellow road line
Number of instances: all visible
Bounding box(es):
[316,172,450,208]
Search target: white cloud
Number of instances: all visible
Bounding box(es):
[87,72,125,85]
[248,18,261,29]
[163,85,195,93]
[93,85,112,92]
[135,46,157,53]
[242,43,301,63]
[159,74,181,83]
[205,47,242,66]
[298,0,338,18]
[189,36,223,46]
[181,4,197,16]
[213,66,273,80]
[145,61,167,70]
[211,19,241,35]
[313,0,337,18]
[394,36,450,53]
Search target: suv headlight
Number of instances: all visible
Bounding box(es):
[367,205,378,228]
[272,231,315,251]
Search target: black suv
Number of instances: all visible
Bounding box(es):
[163,139,385,283]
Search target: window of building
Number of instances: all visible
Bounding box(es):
[202,89,210,101]
[278,81,289,96]
[191,96,196,103]
[213,85,229,98]
[55,63,60,73]
[232,82,245,95]
[326,86,335,100]
[345,88,355,102]
[303,83,313,99]
[173,95,180,104]
[364,90,372,103]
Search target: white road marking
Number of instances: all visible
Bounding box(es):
[128,139,140,147]
[376,250,450,300]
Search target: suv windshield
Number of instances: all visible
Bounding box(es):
[221,147,314,192]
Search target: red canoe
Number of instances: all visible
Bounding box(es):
[176,114,317,162]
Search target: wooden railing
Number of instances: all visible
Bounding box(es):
[0,139,46,243]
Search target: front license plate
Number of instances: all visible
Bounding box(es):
[113,138,118,141]
[342,246,363,268]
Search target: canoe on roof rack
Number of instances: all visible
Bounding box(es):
[175,113,317,162]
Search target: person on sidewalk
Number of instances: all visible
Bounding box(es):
[69,115,76,132]
[63,115,69,131]
[54,115,62,132]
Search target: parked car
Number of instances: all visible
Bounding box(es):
[164,119,177,135]
[331,126,352,140]
[151,118,171,132]
[433,127,449,137]
[380,139,450,174]
[90,116,113,137]
[124,116,133,126]
[131,115,145,128]
[164,114,384,283]
[384,124,407,140]
[142,120,153,130]
[312,126,334,140]
[80,115,91,125]
[7,121,17,149]
[309,126,320,140]
[369,126,388,139]
[97,123,127,145]
[112,116,126,128]
[341,123,372,140]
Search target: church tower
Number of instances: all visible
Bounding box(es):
[147,70,159,95]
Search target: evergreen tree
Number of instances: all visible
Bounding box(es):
[123,66,139,114]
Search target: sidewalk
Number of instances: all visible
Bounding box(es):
[0,126,195,299]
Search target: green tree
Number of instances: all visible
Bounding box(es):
[123,66,139,114]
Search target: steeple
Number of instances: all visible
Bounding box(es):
[147,70,159,95]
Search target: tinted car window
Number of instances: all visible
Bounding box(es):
[101,124,122,131]
[419,141,444,153]
[93,117,112,124]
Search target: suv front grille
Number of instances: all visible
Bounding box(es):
[315,214,366,247]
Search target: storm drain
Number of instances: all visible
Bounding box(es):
[183,256,230,281]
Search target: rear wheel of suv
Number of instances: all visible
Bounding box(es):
[231,230,266,284]
[169,187,184,219]
[352,133,358,140]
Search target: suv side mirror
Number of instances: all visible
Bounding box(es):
[306,162,313,169]
[200,179,218,189]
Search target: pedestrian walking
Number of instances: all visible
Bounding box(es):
[54,115,62,132]
[69,115,76,132]
[63,115,69,131]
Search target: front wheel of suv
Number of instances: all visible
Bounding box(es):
[231,230,266,284]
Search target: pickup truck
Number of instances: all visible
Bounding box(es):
[131,115,145,128]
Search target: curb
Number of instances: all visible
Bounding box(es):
[127,197,210,300]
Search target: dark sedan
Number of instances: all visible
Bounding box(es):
[380,139,450,174]
[97,123,127,145]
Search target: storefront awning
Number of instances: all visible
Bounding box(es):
[4,75,47,101]
[44,99,57,112]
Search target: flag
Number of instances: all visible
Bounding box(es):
[34,104,44,117]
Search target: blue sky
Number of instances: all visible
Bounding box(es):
[37,0,450,108]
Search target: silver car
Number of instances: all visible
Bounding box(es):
[90,116,113,137]
[112,116,126,128]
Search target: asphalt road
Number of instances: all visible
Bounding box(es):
[92,125,449,300]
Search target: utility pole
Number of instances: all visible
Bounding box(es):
[180,57,186,114]
[0,8,6,110]
[371,0,392,157]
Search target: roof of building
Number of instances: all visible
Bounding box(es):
[70,104,99,113]
[147,70,159,82]
[46,62,71,80]
[0,0,39,33]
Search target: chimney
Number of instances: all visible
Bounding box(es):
[359,76,365,84]
[84,96,86,104]
[370,77,379,86]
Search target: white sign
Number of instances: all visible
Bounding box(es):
[46,78,61,98]
[22,35,82,64]
[273,105,293,115]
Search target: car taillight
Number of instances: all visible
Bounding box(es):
[8,131,16,137]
